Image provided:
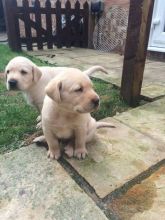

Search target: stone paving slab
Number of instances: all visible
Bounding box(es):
[35,54,84,68]
[74,54,124,69]
[0,32,7,42]
[141,84,165,99]
[114,97,165,144]
[143,62,165,86]
[108,166,165,220]
[0,145,108,220]
[66,117,165,198]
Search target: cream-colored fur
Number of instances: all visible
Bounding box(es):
[42,68,114,160]
[5,56,69,111]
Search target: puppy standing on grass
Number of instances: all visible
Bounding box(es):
[42,68,115,160]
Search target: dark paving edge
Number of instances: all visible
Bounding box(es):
[140,94,165,102]
[102,159,165,203]
[58,157,165,220]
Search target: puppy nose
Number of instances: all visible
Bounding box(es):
[92,97,100,107]
[8,79,17,89]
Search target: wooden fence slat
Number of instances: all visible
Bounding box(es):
[121,0,155,106]
[2,0,21,51]
[34,0,43,49]
[45,0,53,49]
[83,1,89,48]
[23,0,32,50]
[56,0,62,48]
[74,0,81,47]
[65,0,72,47]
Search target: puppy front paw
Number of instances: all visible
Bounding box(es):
[74,148,88,159]
[47,149,61,160]
[33,135,46,143]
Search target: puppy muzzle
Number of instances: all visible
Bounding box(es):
[91,97,100,108]
[8,79,18,90]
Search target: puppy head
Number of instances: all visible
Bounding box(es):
[45,68,100,113]
[5,56,42,91]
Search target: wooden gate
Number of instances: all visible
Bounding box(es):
[2,0,89,51]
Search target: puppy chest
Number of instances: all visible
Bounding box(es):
[54,126,74,139]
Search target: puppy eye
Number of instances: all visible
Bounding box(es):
[21,70,28,75]
[6,70,10,74]
[74,87,83,92]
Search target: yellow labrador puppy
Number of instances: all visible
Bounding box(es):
[42,68,114,160]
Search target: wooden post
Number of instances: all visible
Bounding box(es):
[121,0,155,107]
[2,0,21,51]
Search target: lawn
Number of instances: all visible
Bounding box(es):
[0,44,129,154]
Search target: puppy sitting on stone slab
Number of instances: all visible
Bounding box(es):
[41,68,115,160]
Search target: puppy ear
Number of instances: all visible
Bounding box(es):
[45,78,62,103]
[32,65,42,82]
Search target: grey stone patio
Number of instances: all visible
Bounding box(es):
[0,32,7,43]
[0,145,108,220]
[0,48,165,219]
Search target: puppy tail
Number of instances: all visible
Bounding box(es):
[83,66,108,76]
[96,122,115,129]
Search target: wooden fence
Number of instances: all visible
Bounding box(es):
[2,0,89,51]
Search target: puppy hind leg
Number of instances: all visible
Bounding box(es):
[85,118,97,143]
[33,135,46,143]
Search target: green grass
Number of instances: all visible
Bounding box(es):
[0,44,129,154]
[92,78,129,120]
[0,79,38,153]
[0,44,46,72]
